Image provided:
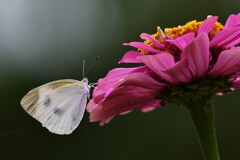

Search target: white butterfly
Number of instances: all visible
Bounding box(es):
[20,78,90,135]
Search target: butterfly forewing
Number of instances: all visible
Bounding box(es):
[21,79,90,135]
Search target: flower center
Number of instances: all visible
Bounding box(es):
[164,20,224,39]
[140,19,224,55]
[158,78,232,105]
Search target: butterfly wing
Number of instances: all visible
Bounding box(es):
[21,79,90,135]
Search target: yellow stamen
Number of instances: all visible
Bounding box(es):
[140,19,224,54]
[209,22,224,38]
[164,20,224,39]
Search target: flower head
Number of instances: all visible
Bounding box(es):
[88,13,240,125]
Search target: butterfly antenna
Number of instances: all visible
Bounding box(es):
[82,59,86,78]
[85,56,100,77]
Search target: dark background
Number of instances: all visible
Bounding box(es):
[0,0,239,159]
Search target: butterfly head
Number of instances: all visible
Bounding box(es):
[81,78,89,84]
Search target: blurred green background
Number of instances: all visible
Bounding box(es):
[0,0,240,159]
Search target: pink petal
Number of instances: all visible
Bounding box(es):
[137,52,174,71]
[162,59,192,84]
[141,100,161,112]
[119,110,132,115]
[233,77,240,88]
[181,33,210,77]
[118,51,142,63]
[225,13,240,29]
[92,66,147,103]
[88,73,164,124]
[224,36,240,48]
[99,116,114,126]
[166,32,195,50]
[87,99,98,112]
[137,52,192,84]
[210,27,240,48]
[140,33,164,48]
[89,86,161,124]
[118,72,166,90]
[123,42,160,54]
[198,16,218,35]
[209,48,240,76]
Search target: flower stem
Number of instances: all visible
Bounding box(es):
[186,101,220,160]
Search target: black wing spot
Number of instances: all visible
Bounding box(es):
[72,117,77,122]
[44,96,51,107]
[53,108,64,116]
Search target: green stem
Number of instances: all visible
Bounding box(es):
[186,101,220,160]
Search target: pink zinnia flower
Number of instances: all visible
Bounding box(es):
[88,13,240,126]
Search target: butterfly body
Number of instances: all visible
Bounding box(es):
[21,78,90,135]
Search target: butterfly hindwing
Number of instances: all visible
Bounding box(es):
[21,79,90,135]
